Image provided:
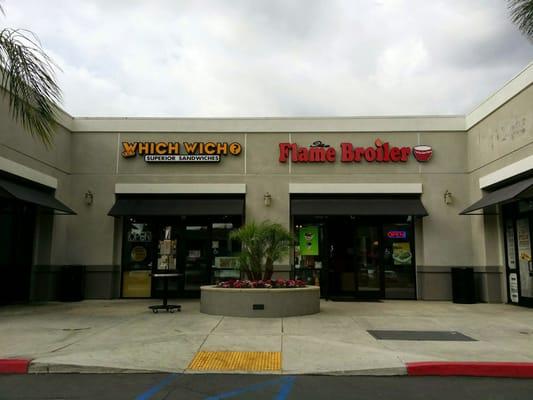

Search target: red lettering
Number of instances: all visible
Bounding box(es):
[364,147,376,162]
[390,147,400,162]
[382,142,390,162]
[279,143,291,162]
[292,144,298,162]
[297,148,308,162]
[309,147,325,162]
[354,147,365,162]
[400,147,411,162]
[376,145,383,162]
[341,143,353,162]
[325,148,336,162]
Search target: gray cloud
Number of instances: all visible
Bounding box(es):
[1,0,532,117]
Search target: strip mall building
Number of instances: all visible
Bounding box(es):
[1,63,532,306]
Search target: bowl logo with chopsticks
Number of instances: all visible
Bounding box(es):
[412,145,433,162]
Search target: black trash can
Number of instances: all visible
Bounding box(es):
[451,267,476,304]
[58,265,85,302]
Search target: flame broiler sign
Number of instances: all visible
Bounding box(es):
[278,139,433,163]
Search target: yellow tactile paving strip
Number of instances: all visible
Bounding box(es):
[188,351,281,371]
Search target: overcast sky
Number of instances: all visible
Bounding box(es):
[2,0,532,117]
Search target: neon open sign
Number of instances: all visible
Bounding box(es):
[387,231,407,239]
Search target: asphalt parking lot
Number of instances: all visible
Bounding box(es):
[2,373,533,400]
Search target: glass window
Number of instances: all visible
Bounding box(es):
[123,218,153,271]
[211,217,241,283]
[383,223,415,299]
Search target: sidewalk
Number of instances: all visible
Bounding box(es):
[1,299,533,375]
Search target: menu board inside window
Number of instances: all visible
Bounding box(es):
[516,218,532,298]
[505,219,516,270]
[509,272,519,303]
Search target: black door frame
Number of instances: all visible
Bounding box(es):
[324,216,384,299]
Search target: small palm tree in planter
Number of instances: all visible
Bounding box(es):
[230,221,294,281]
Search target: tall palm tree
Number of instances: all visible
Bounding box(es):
[509,0,533,40]
[0,5,61,145]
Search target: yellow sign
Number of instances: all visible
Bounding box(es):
[131,246,147,262]
[122,271,151,298]
[121,141,242,163]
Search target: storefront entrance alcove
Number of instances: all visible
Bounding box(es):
[461,174,533,307]
[0,173,76,304]
[109,195,244,299]
[0,199,36,303]
[291,195,427,300]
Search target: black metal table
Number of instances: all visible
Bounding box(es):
[149,273,182,313]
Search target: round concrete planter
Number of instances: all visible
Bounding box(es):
[200,285,320,318]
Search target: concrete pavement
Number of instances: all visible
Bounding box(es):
[1,299,533,375]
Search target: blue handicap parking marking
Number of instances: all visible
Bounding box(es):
[135,373,179,400]
[205,376,296,400]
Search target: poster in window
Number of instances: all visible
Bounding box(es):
[516,218,532,298]
[505,219,516,270]
[131,246,147,262]
[509,273,519,303]
[299,226,319,256]
[392,242,412,265]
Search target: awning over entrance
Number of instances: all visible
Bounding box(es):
[460,177,533,215]
[108,196,244,216]
[0,177,76,214]
[291,197,428,216]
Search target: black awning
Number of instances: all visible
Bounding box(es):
[291,197,428,216]
[0,177,76,214]
[460,177,533,215]
[108,196,244,216]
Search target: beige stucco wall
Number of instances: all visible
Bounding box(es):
[64,128,474,300]
[465,83,533,302]
[0,94,72,266]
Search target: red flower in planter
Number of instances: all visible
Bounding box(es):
[217,278,307,289]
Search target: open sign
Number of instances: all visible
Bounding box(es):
[387,231,407,239]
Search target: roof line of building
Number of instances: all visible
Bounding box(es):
[465,61,533,130]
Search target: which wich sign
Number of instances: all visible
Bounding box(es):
[121,141,242,163]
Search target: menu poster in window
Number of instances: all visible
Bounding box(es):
[299,226,319,256]
[516,218,532,298]
[505,220,516,270]
[392,242,412,265]
[131,246,147,262]
[509,273,519,303]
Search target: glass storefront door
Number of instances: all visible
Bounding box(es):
[328,217,358,297]
[121,215,242,298]
[293,215,416,300]
[180,219,210,293]
[121,218,154,298]
[354,224,381,296]
[326,218,384,299]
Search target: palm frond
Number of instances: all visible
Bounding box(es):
[0,28,62,146]
[508,0,533,39]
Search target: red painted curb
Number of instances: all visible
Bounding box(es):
[406,362,533,378]
[0,359,31,374]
